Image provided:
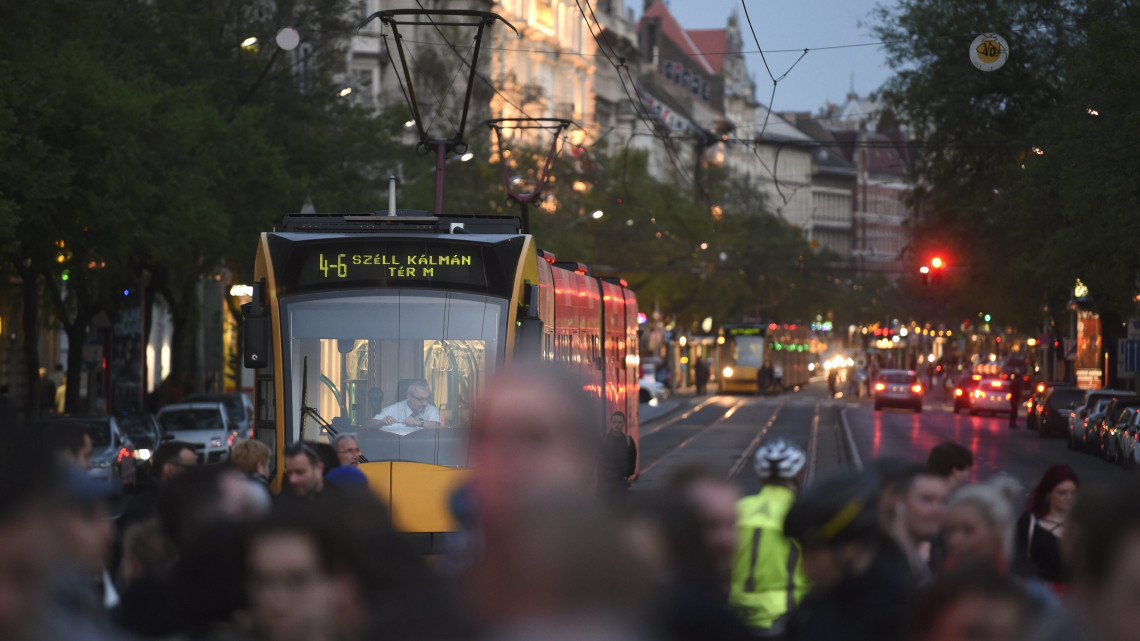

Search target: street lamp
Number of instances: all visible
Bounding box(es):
[459,151,474,162]
[590,210,604,219]
[241,36,259,51]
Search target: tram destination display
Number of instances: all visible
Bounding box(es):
[290,240,489,291]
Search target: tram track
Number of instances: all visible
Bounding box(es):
[726,400,786,479]
[638,398,749,476]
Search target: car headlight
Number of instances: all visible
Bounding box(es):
[210,437,223,448]
[136,448,152,461]
[723,367,734,378]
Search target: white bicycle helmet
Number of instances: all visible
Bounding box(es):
[753,439,807,480]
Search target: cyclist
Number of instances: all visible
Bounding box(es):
[728,439,810,637]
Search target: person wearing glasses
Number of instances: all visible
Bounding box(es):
[333,433,362,467]
[371,380,441,430]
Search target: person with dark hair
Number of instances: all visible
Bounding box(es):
[1014,463,1078,588]
[312,441,341,476]
[114,440,198,585]
[926,441,973,492]
[45,420,94,470]
[284,441,326,497]
[150,440,199,485]
[1021,477,1140,641]
[729,439,809,636]
[875,461,948,584]
[784,469,913,641]
[245,499,406,641]
[599,410,637,505]
[907,563,1030,641]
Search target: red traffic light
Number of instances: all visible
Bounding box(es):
[931,256,944,269]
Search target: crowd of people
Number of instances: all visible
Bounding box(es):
[3,361,1140,641]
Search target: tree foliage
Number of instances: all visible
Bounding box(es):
[871,0,1140,329]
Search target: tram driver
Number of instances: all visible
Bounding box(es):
[370,379,441,429]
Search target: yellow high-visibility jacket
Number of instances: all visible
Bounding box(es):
[728,484,810,632]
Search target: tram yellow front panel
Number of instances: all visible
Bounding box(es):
[359,461,471,533]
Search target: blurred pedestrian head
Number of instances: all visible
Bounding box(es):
[785,469,882,589]
[326,465,369,491]
[663,464,740,583]
[927,442,973,491]
[244,503,359,641]
[876,460,948,543]
[313,441,341,475]
[230,438,272,479]
[45,420,93,470]
[157,464,271,552]
[284,442,325,497]
[151,440,198,483]
[55,466,115,577]
[943,477,1020,565]
[1025,464,1078,519]
[907,562,1029,641]
[119,518,175,588]
[1064,478,1140,641]
[622,490,719,588]
[0,426,59,641]
[333,433,361,467]
[469,362,600,530]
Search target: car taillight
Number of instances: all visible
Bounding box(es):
[1006,393,1012,400]
[912,384,923,394]
[875,382,886,391]
[228,432,237,447]
[116,447,133,464]
[974,390,984,399]
[954,388,963,397]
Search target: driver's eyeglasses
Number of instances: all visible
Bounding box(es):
[338,447,362,455]
[410,395,430,403]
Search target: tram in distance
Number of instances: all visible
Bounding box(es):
[716,322,814,393]
[241,211,640,536]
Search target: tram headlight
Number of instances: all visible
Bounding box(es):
[723,367,733,378]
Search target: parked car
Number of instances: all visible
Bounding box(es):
[1027,382,1074,431]
[1113,409,1140,469]
[185,393,254,437]
[969,378,1014,416]
[952,374,982,414]
[873,369,923,412]
[639,375,668,404]
[114,413,164,478]
[1035,386,1085,438]
[156,402,235,464]
[1088,397,1140,457]
[1069,389,1134,451]
[37,415,139,496]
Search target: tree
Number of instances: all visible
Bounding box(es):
[870,0,1140,335]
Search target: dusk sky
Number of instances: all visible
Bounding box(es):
[636,0,895,114]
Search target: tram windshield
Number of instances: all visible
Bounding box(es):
[281,290,506,468]
[731,336,766,368]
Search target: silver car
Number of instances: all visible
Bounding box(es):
[157,402,235,464]
[873,369,924,412]
[969,378,1013,416]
